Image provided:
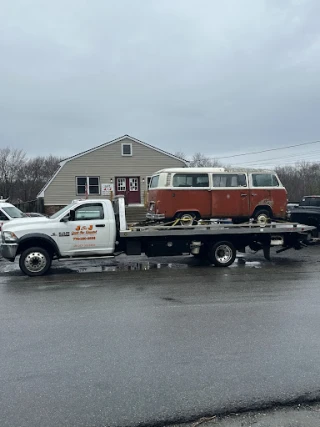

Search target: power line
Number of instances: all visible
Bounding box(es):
[215,139,320,160]
[230,149,320,167]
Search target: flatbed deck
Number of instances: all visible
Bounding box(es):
[121,222,314,238]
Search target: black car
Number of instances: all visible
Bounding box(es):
[288,196,320,236]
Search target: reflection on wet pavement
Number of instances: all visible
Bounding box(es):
[53,257,264,274]
[0,255,265,276]
[74,261,188,274]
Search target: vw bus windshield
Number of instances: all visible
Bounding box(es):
[149,175,160,188]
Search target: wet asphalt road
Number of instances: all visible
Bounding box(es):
[1,248,320,427]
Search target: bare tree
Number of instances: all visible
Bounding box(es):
[189,152,223,167]
[0,148,26,200]
[276,161,320,201]
[174,151,223,168]
[16,155,61,201]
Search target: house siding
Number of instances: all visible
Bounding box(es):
[44,138,186,206]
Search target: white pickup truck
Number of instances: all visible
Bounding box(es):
[1,196,314,276]
[0,200,28,230]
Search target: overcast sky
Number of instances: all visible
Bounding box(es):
[1,0,320,167]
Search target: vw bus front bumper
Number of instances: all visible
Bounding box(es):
[146,212,165,221]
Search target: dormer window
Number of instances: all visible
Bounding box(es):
[122,143,132,156]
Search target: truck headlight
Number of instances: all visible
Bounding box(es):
[2,231,18,243]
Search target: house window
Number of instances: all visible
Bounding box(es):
[121,143,132,156]
[117,178,126,191]
[76,177,100,195]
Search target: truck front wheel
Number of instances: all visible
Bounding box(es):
[208,241,236,267]
[19,247,52,277]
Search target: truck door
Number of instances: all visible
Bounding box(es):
[211,173,250,218]
[59,203,113,255]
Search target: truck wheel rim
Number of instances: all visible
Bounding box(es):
[215,245,232,263]
[24,252,47,273]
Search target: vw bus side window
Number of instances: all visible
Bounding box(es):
[212,174,247,187]
[252,174,279,187]
[149,175,160,188]
[172,174,209,188]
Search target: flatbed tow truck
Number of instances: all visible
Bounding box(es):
[0,196,315,276]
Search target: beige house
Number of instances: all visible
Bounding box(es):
[38,135,187,214]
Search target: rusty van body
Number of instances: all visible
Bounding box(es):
[146,168,287,224]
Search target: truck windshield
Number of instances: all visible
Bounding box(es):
[50,203,75,219]
[2,207,27,219]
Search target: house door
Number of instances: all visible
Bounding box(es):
[115,177,141,204]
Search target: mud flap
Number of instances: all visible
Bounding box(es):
[263,245,271,261]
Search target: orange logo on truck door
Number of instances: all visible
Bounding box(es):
[75,224,94,231]
[72,224,97,241]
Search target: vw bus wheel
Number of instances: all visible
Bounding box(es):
[19,247,52,277]
[208,241,236,267]
[254,209,270,224]
[178,213,196,227]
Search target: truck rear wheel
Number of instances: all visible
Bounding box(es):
[19,247,52,277]
[208,241,236,267]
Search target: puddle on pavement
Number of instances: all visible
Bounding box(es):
[0,256,263,276]
[232,258,262,268]
[69,261,189,274]
[62,258,262,274]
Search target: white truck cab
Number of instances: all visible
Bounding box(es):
[0,201,27,230]
[1,199,117,275]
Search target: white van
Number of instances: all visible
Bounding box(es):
[0,201,27,230]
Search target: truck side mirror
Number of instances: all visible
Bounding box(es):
[61,209,75,222]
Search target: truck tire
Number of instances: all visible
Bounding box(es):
[208,241,236,267]
[19,247,52,277]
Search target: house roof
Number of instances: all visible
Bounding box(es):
[60,134,188,164]
[37,134,188,198]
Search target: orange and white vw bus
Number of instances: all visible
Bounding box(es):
[146,168,287,224]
